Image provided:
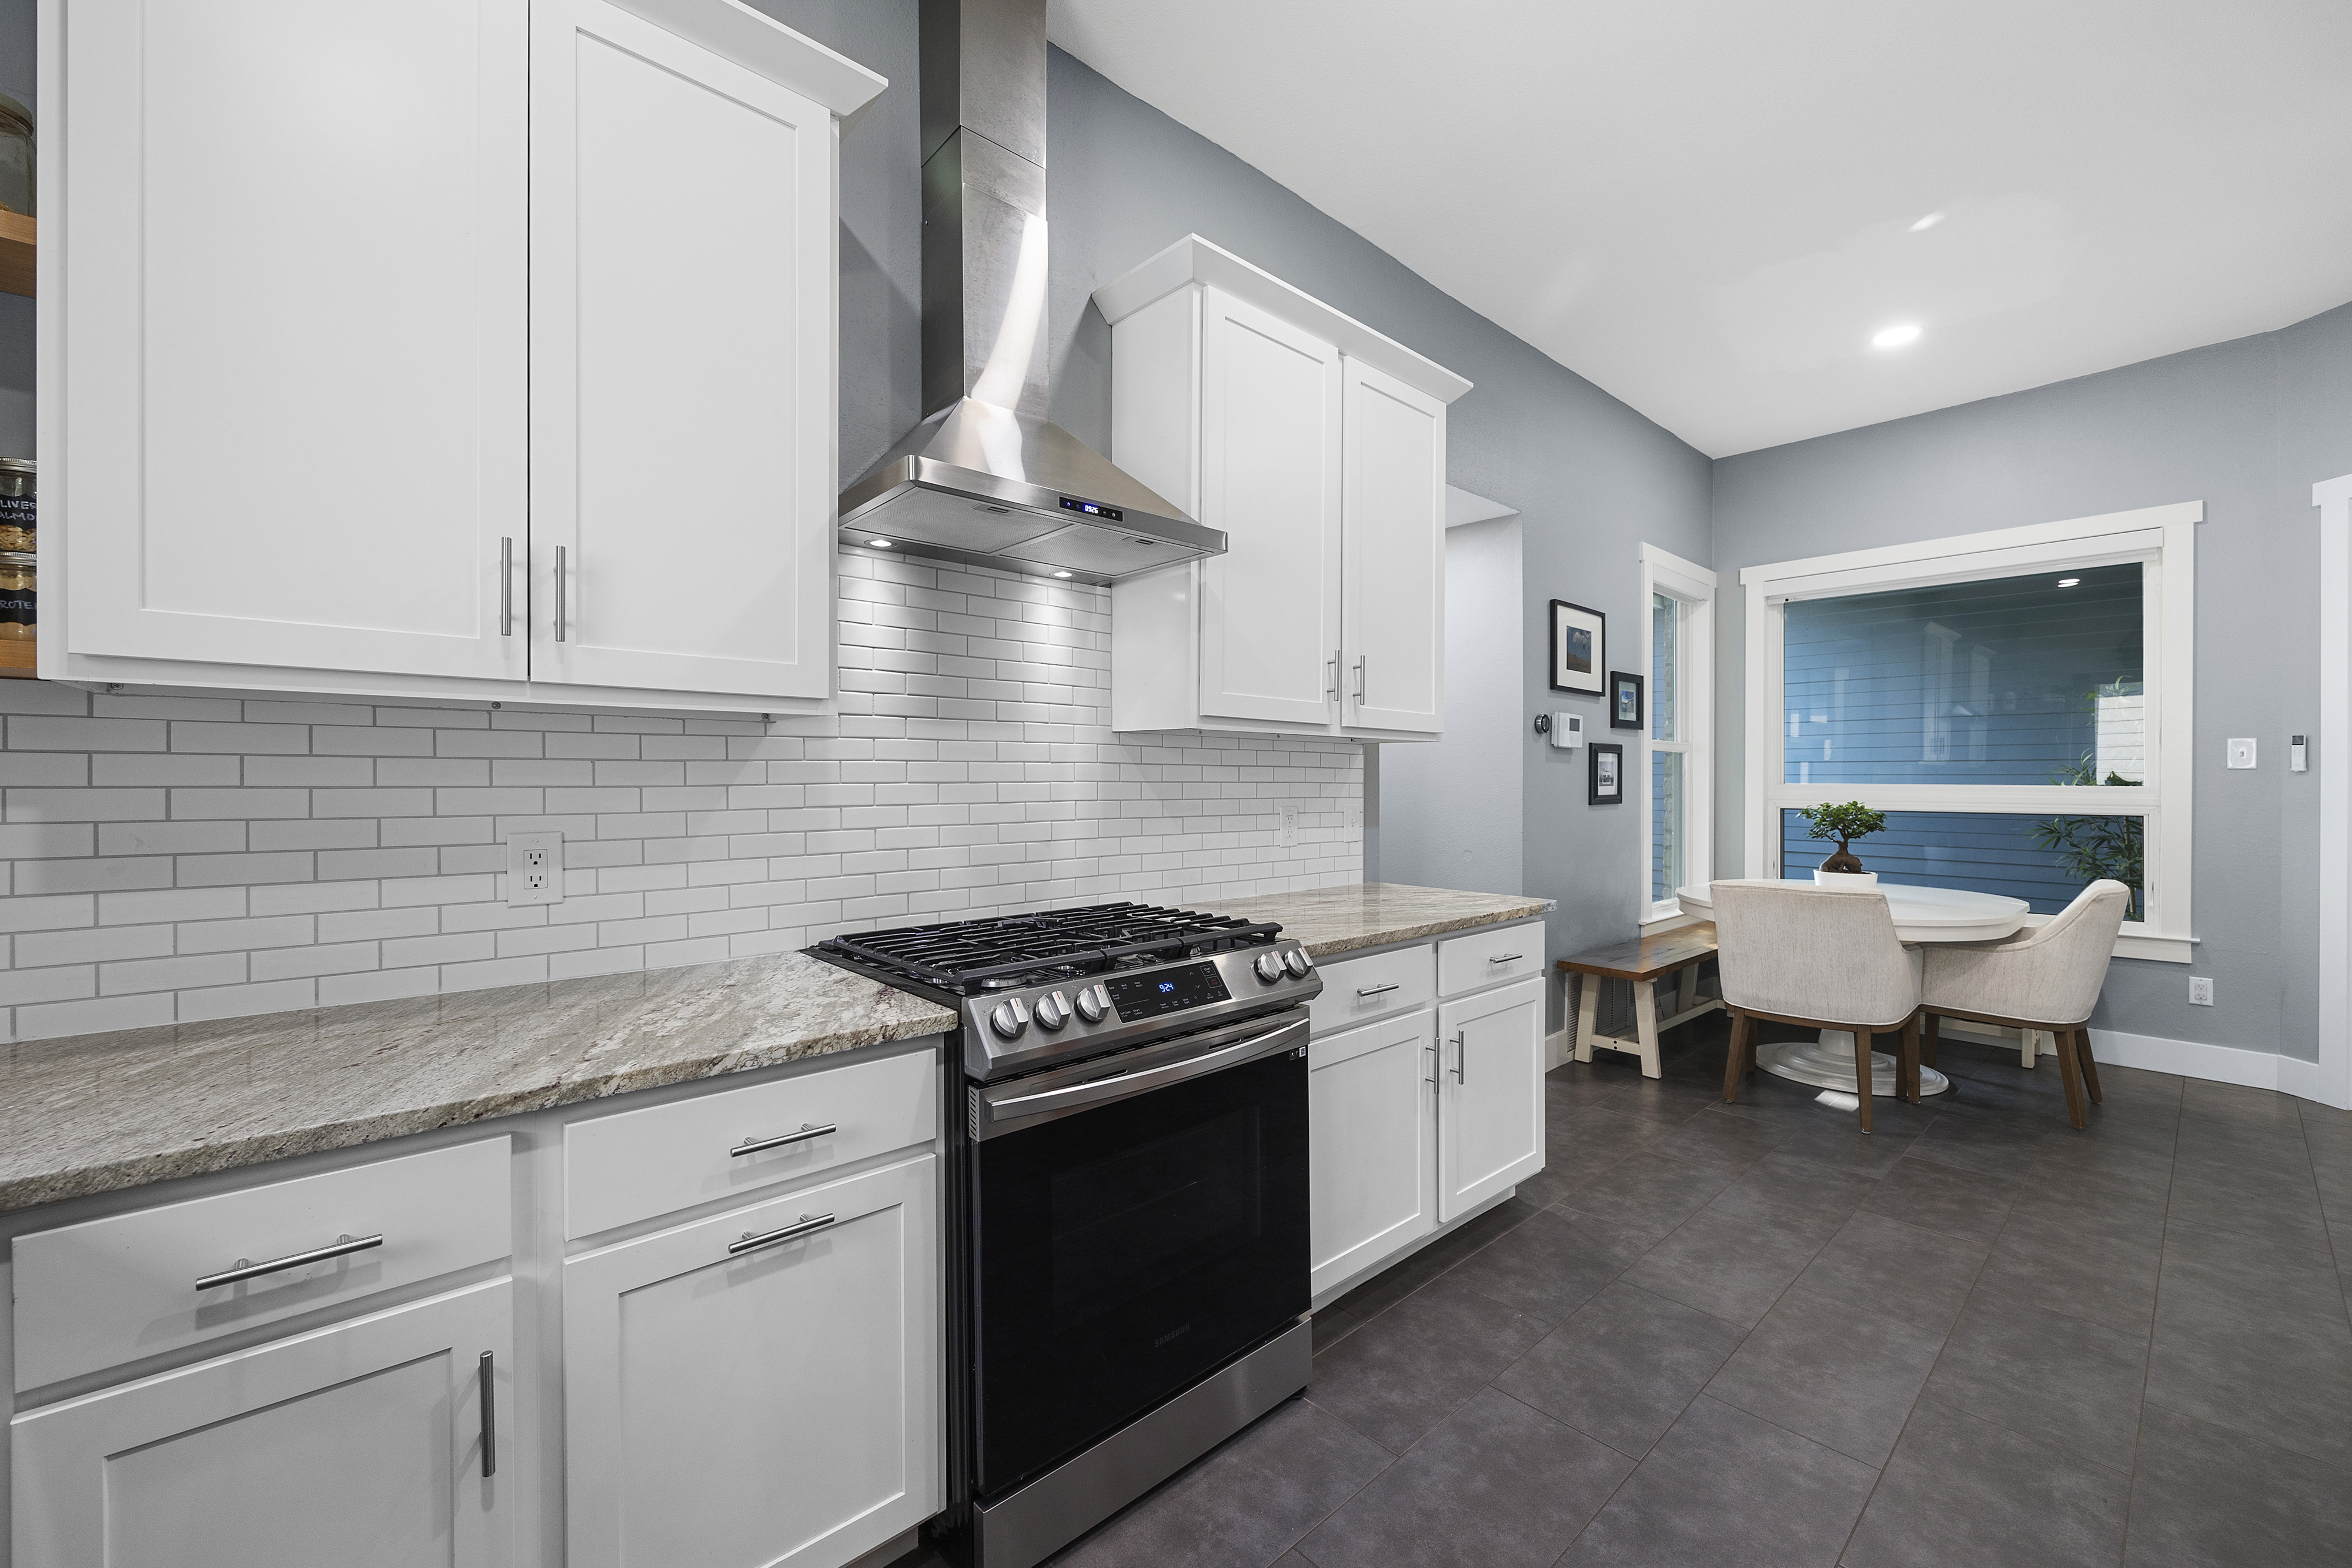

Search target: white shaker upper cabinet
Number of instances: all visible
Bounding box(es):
[1095,235,1469,741]
[51,0,532,693]
[527,0,839,707]
[1342,357,1446,735]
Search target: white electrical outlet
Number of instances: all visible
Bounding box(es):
[1277,806,1300,848]
[507,832,563,907]
[2188,975,2214,1006]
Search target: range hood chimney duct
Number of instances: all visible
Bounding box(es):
[836,0,1222,584]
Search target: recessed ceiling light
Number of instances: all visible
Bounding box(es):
[2057,577,2081,588]
[1871,323,1922,350]
[1053,570,1073,579]
[1909,212,1945,232]
[867,537,891,547]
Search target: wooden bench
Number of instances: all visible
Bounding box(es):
[1556,923,1722,1079]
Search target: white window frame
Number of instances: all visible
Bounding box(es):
[1740,501,2197,964]
[1641,544,1715,934]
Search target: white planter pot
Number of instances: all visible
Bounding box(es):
[1813,870,1880,888]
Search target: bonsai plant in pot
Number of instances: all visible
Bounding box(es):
[1799,800,1887,886]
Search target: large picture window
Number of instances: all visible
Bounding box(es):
[1742,503,2196,962]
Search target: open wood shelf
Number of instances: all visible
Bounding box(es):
[0,210,31,298]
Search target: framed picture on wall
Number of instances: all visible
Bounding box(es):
[1609,671,1644,730]
[1589,742,1623,805]
[1549,600,1605,695]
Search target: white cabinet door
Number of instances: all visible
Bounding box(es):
[58,0,529,684]
[529,0,836,705]
[11,1280,514,1568]
[563,1155,941,1568]
[1309,1008,1438,1298]
[1436,978,1546,1221]
[1341,356,1445,735]
[1196,287,1344,729]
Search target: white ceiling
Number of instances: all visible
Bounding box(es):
[1048,1,2352,457]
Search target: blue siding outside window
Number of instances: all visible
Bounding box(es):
[1780,809,2144,917]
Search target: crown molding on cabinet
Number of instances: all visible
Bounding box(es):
[610,0,888,115]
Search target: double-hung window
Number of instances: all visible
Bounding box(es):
[1642,546,1715,930]
[1742,502,2196,962]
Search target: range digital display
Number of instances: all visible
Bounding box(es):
[1106,960,1231,1021]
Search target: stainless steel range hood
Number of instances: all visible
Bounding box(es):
[836,0,1222,586]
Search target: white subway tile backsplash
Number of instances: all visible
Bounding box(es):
[0,556,1362,1043]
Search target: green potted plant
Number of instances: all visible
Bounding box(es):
[1799,800,1887,886]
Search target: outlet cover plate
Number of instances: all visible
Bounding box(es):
[507,832,563,907]
[2188,975,2214,1006]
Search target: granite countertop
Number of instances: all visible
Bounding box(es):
[0,953,955,1216]
[1213,882,1551,958]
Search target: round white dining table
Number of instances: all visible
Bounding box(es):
[1674,880,2032,1098]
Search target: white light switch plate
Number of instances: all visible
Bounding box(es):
[506,832,563,906]
[1277,806,1299,848]
[2226,738,2257,769]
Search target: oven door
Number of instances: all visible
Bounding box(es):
[969,1009,1310,1498]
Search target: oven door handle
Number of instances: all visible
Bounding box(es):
[978,1015,1308,1131]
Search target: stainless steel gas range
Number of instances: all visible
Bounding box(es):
[808,903,1323,1568]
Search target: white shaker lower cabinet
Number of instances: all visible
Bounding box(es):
[562,1155,943,1568]
[1308,1008,1438,1298]
[12,1279,515,1568]
[1436,977,1548,1221]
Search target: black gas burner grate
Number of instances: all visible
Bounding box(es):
[812,901,1281,995]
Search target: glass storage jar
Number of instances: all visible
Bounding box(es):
[0,551,33,641]
[0,94,30,217]
[0,458,33,552]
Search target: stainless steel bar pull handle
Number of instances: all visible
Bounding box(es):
[1452,1029,1468,1084]
[196,1232,384,1292]
[730,1122,836,1158]
[553,546,567,642]
[729,1212,837,1256]
[1425,1040,1440,1088]
[1326,652,1339,700]
[1486,953,1524,964]
[1353,656,1367,701]
[1356,982,1400,998]
[479,1351,497,1478]
[499,537,514,637]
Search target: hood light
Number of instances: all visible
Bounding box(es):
[2057,577,2080,587]
[867,538,892,547]
[1053,571,1073,579]
[1872,323,1922,350]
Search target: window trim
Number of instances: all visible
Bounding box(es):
[1641,544,1716,934]
[1739,501,2199,964]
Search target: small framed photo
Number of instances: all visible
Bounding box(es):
[1609,671,1644,730]
[1549,600,1605,696]
[1589,742,1623,805]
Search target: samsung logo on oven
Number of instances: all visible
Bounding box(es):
[1153,1322,1192,1348]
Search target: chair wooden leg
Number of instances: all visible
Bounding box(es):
[1900,1013,1922,1102]
[1853,1030,1875,1134]
[2054,1027,2088,1130]
[1632,979,1663,1079]
[2074,1027,2102,1103]
[1723,1009,1754,1100]
[1920,1011,1939,1070]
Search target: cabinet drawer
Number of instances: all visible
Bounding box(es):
[14,1137,511,1393]
[564,1047,937,1239]
[1437,922,1543,995]
[1309,944,1435,1035]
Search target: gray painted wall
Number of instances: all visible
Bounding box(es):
[1713,300,2352,1061]
[1376,517,1525,895]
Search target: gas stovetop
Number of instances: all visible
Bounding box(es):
[806,901,1322,1081]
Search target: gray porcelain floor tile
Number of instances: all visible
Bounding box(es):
[1772,1120,1923,1179]
[1978,1202,2163,1335]
[2154,1219,2349,1329]
[1705,1285,1945,1466]
[2164,1173,2334,1253]
[1840,1397,2130,1568]
[1857,1152,2015,1242]
[2144,1304,2352,1465]
[1556,1151,1736,1241]
[1619,1185,1843,1328]
[1921,1271,2151,1473]
[2122,1402,2352,1568]
[1792,1209,1989,1333]
[1717,1150,1880,1225]
[1558,1395,1877,1568]
[1295,1388,1631,1568]
[1644,1107,1793,1174]
[1305,1275,1547,1456]
[1324,1198,1539,1323]
[1311,1306,1365,1356]
[1443,1206,1647,1326]
[1050,1398,1392,1568]
[1905,1104,2050,1179]
[1492,1279,1747,1459]
[1591,1075,1728,1130]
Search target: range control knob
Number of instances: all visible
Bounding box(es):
[1253,952,1285,984]
[1282,948,1314,979]
[1074,983,1111,1024]
[1035,991,1071,1031]
[988,997,1031,1041]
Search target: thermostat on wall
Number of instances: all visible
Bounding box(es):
[1534,711,1583,750]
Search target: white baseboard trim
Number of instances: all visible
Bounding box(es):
[1545,1028,1572,1071]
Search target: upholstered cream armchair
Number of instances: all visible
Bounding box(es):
[1918,879,2133,1129]
[1712,880,1922,1134]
